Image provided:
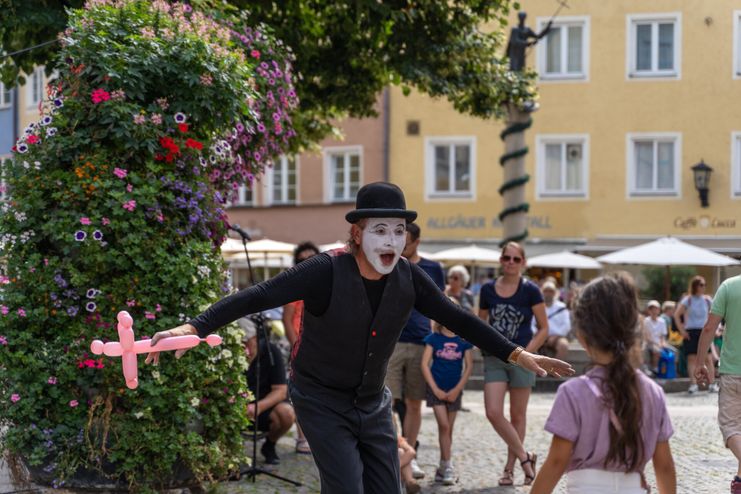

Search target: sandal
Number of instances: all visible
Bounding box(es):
[520,451,538,486]
[498,468,514,486]
[295,438,311,455]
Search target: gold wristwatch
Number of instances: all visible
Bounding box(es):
[507,346,525,365]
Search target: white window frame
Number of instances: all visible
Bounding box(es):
[626,132,682,199]
[0,83,11,109]
[234,185,255,207]
[731,132,741,198]
[537,16,590,82]
[424,136,477,201]
[535,134,589,200]
[626,13,682,80]
[266,155,299,206]
[733,11,741,79]
[323,145,363,203]
[26,66,45,109]
[0,155,10,202]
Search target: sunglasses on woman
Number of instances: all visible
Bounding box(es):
[501,255,523,264]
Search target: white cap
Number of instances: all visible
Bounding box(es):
[238,317,257,342]
[542,281,557,292]
[647,300,661,309]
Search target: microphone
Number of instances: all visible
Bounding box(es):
[229,223,251,241]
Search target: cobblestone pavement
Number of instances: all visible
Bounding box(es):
[222,390,732,494]
[0,390,731,493]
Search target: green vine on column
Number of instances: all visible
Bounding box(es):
[498,116,532,246]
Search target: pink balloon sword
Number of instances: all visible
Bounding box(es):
[90,311,222,389]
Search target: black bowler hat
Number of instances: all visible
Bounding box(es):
[345,182,417,223]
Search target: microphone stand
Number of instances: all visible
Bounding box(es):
[230,226,301,487]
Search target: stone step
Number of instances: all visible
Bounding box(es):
[465,345,695,394]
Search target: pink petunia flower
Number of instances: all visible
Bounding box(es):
[150,113,162,125]
[48,376,57,384]
[10,394,20,403]
[122,200,136,212]
[133,114,146,125]
[80,217,91,225]
[0,336,7,345]
[126,184,133,192]
[102,217,110,226]
[1,306,8,315]
[126,299,136,307]
[113,168,128,179]
[145,312,156,320]
[91,88,110,104]
[17,308,26,317]
[69,400,79,407]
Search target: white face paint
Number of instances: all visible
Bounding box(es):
[361,218,407,275]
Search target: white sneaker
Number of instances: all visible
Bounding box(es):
[410,459,425,479]
[709,382,720,393]
[688,383,699,395]
[442,466,457,486]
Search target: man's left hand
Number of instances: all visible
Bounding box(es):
[247,403,256,419]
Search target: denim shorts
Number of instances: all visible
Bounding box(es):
[483,356,535,388]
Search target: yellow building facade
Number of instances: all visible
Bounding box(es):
[389,0,741,264]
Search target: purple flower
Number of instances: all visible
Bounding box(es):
[92,230,103,241]
[67,307,78,317]
[41,116,53,126]
[16,143,28,154]
[74,231,86,241]
[86,289,97,298]
[174,112,187,123]
[85,302,96,312]
[53,97,63,108]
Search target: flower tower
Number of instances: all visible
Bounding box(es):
[0,0,298,489]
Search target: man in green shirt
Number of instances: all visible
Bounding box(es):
[696,274,741,494]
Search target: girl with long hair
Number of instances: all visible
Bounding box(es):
[531,273,676,494]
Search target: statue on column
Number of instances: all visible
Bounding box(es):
[506,12,552,71]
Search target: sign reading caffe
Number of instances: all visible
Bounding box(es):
[674,215,737,230]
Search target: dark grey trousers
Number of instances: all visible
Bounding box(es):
[289,383,402,494]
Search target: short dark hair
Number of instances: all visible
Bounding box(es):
[406,222,421,242]
[293,241,320,265]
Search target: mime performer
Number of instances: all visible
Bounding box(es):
[147,182,574,493]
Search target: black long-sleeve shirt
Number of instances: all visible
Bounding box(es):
[190,253,517,362]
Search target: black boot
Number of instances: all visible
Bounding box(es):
[261,439,280,465]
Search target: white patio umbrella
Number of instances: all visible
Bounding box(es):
[597,237,740,267]
[528,251,602,270]
[320,240,347,252]
[597,236,740,299]
[428,245,500,266]
[225,237,297,281]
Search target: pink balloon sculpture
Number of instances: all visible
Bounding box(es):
[90,311,222,389]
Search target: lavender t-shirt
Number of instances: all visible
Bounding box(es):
[545,367,673,472]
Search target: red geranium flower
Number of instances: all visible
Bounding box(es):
[185,138,203,150]
[27,135,39,144]
[178,123,189,133]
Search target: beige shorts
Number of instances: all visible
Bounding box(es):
[718,374,741,446]
[385,342,427,401]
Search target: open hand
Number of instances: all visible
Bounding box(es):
[517,351,575,378]
[144,324,198,365]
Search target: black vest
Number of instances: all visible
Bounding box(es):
[291,253,415,411]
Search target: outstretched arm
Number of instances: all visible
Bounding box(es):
[187,254,332,337]
[146,254,332,364]
[412,265,574,377]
